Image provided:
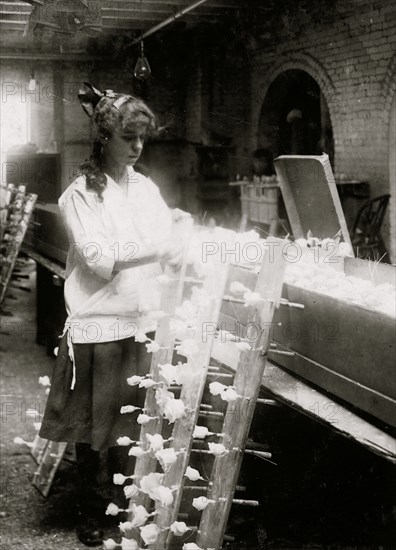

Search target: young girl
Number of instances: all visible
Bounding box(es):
[40,84,182,546]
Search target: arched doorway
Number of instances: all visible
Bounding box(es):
[258,69,334,167]
[389,93,396,263]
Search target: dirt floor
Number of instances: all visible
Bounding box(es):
[1,256,396,550]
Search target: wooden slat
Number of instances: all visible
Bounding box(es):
[128,217,194,523]
[196,238,287,549]
[152,229,236,549]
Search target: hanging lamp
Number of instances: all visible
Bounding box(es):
[134,0,151,80]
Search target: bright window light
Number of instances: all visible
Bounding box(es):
[0,95,30,153]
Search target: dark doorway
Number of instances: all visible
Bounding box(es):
[258,69,334,167]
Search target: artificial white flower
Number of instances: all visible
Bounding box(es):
[33,422,42,431]
[150,485,174,506]
[127,375,144,387]
[53,347,59,357]
[155,448,179,471]
[38,375,51,387]
[139,473,164,497]
[128,447,146,458]
[192,496,212,511]
[158,363,179,386]
[117,436,135,446]
[103,538,118,549]
[134,331,150,343]
[121,538,139,550]
[163,398,185,423]
[146,341,161,354]
[129,504,151,528]
[119,521,134,534]
[105,503,121,516]
[229,281,248,295]
[120,405,141,414]
[193,426,212,439]
[113,473,127,485]
[243,290,263,307]
[208,442,228,456]
[140,524,160,545]
[146,433,166,453]
[137,413,157,425]
[124,484,139,499]
[184,466,203,482]
[221,387,238,402]
[170,521,190,536]
[209,381,227,396]
[182,544,204,550]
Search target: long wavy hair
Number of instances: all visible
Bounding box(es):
[79,94,158,201]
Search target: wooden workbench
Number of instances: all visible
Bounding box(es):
[23,247,396,465]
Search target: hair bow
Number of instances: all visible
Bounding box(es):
[77,82,118,117]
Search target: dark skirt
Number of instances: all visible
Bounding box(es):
[39,332,152,451]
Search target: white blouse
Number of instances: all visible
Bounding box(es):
[59,166,172,348]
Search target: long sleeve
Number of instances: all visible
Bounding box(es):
[60,187,116,281]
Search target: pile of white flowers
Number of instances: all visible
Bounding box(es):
[284,240,395,317]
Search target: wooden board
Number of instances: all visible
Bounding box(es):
[211,339,396,464]
[32,441,68,497]
[196,239,287,550]
[274,154,352,247]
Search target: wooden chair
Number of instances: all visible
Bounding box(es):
[352,194,390,262]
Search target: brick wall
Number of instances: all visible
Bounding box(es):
[246,0,396,260]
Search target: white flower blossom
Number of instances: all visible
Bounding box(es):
[140,524,161,545]
[155,448,179,471]
[193,426,212,439]
[184,466,203,482]
[119,521,134,534]
[134,331,150,343]
[105,503,121,516]
[120,405,141,414]
[139,473,164,497]
[170,521,190,536]
[137,413,157,425]
[124,484,139,499]
[192,496,213,511]
[129,504,151,528]
[117,436,135,446]
[128,447,146,458]
[146,433,165,453]
[150,485,174,506]
[145,341,161,354]
[38,375,51,387]
[209,381,227,396]
[163,398,185,423]
[221,388,239,402]
[235,341,251,351]
[103,538,118,549]
[127,375,144,387]
[113,473,127,485]
[182,544,204,550]
[243,290,263,307]
[121,538,139,550]
[208,442,228,456]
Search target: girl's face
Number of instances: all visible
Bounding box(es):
[104,127,146,168]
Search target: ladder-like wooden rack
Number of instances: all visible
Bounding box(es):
[119,234,287,550]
